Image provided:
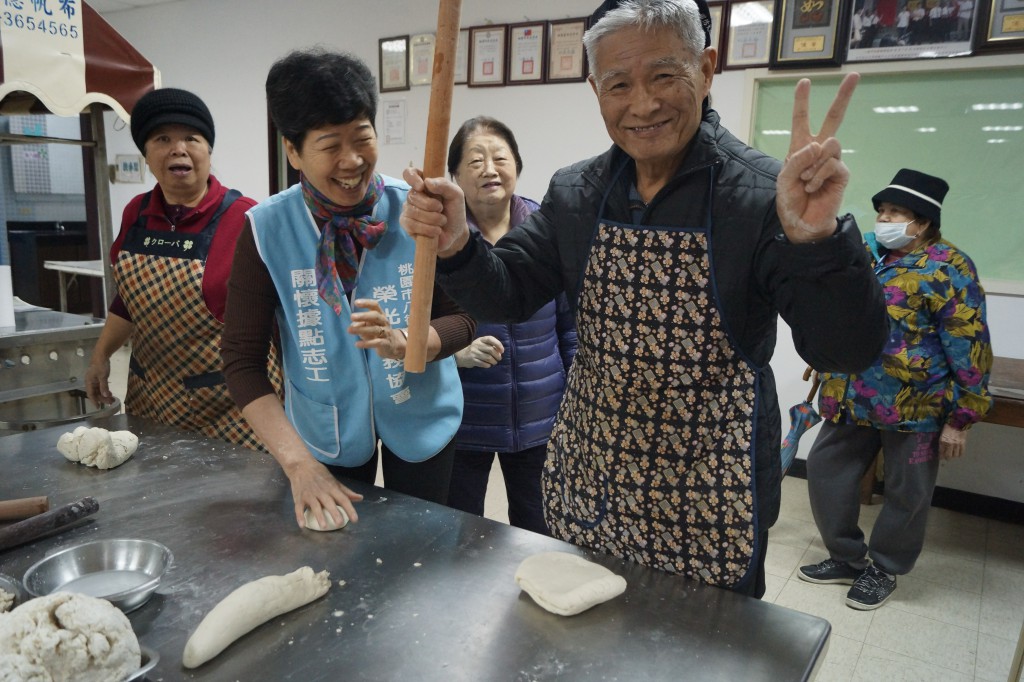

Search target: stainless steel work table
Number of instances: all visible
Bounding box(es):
[0,415,830,681]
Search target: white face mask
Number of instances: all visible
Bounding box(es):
[874,219,917,249]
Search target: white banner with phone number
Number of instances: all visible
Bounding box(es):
[1,0,86,116]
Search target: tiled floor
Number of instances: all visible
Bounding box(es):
[108,348,1023,681]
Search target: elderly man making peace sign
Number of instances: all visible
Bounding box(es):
[402,0,886,598]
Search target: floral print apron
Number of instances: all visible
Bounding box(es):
[116,190,280,450]
[542,176,759,588]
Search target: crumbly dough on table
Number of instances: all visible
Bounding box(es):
[182,566,331,668]
[0,592,141,682]
[57,426,139,469]
[0,588,13,614]
[514,552,627,616]
[303,505,350,531]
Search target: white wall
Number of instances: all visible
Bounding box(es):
[100,0,1022,502]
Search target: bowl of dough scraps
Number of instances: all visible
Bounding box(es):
[22,538,173,613]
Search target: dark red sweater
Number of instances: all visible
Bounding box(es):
[109,176,256,322]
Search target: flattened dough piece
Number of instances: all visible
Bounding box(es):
[303,505,350,531]
[514,551,627,616]
[182,566,330,668]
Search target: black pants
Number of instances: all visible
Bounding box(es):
[448,443,550,535]
[328,439,456,506]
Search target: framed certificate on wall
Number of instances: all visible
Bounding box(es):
[409,33,436,86]
[724,0,775,69]
[770,0,850,68]
[468,24,507,87]
[508,22,546,84]
[546,18,588,82]
[708,2,726,73]
[454,29,470,84]
[379,35,410,92]
[976,0,1024,52]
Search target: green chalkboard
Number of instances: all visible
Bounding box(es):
[752,67,1024,287]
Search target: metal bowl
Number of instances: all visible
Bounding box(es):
[0,572,27,612]
[22,538,173,613]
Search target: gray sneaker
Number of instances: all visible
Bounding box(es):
[846,565,897,610]
[798,558,862,585]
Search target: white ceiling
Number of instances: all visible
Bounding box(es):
[90,0,181,12]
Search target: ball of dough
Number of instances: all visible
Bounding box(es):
[0,592,141,682]
[56,427,138,469]
[303,506,350,532]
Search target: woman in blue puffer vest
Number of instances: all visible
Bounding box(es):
[446,117,577,534]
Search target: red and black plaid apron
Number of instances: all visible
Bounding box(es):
[115,190,280,450]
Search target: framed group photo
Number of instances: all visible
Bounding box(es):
[468,24,508,87]
[846,0,979,62]
[378,35,410,92]
[976,0,1024,51]
[507,21,547,84]
[546,17,589,82]
[770,0,851,67]
[724,0,775,68]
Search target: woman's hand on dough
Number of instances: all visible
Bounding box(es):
[283,458,362,530]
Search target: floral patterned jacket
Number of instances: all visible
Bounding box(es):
[819,233,993,432]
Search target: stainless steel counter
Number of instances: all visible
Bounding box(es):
[0,415,830,681]
[0,309,102,347]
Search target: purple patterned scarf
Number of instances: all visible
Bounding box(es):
[301,173,386,314]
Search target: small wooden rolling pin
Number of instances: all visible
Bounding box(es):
[0,497,99,553]
[0,496,50,522]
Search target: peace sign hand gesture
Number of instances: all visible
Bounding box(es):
[776,73,860,244]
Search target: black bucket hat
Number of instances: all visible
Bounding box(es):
[872,168,949,228]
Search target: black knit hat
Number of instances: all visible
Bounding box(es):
[872,168,949,228]
[130,88,215,152]
[590,0,713,48]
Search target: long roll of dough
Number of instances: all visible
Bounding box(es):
[182,566,330,668]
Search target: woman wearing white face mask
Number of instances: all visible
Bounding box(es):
[798,168,993,611]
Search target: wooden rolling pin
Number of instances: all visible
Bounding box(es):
[0,497,99,552]
[405,0,462,373]
[0,496,49,521]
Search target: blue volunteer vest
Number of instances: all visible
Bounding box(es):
[248,178,462,466]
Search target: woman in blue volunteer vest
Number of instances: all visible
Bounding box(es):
[221,49,474,530]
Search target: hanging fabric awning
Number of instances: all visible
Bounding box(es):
[0,0,160,120]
